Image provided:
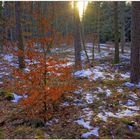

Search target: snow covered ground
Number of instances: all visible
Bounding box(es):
[74,66,130,81]
[1,43,139,138]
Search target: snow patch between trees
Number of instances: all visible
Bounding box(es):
[97,109,138,122]
[12,93,27,103]
[124,82,140,88]
[74,67,130,81]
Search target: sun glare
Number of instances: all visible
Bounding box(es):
[72,1,88,20]
[77,1,88,19]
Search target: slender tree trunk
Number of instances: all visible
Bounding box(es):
[0,1,3,53]
[80,23,90,64]
[120,2,125,54]
[30,2,34,38]
[15,1,25,69]
[80,3,90,64]
[113,2,119,63]
[92,41,95,61]
[130,2,140,84]
[74,2,82,68]
[97,2,100,53]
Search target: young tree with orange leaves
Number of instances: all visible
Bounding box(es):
[5,4,75,123]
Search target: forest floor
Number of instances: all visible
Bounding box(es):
[0,43,140,139]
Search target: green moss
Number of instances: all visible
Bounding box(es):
[5,92,14,101]
[13,126,34,138]
[0,90,14,101]
[0,128,4,139]
[103,79,126,87]
[0,90,7,96]
[34,129,46,139]
[121,118,135,126]
[94,116,103,124]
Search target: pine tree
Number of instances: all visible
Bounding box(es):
[15,1,25,69]
[74,2,82,68]
[120,2,126,54]
[113,2,119,63]
[130,2,140,84]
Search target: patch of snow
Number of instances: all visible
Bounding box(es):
[125,106,140,111]
[85,92,94,104]
[120,72,130,79]
[86,43,93,48]
[125,82,135,87]
[74,69,93,78]
[75,118,92,129]
[52,48,60,51]
[93,95,100,100]
[62,102,70,106]
[45,118,59,126]
[12,93,27,103]
[126,100,135,106]
[97,112,108,122]
[94,66,104,71]
[0,72,9,75]
[82,108,93,121]
[3,54,14,62]
[81,127,99,138]
[97,87,104,93]
[63,48,74,53]
[24,68,30,72]
[129,93,139,100]
[75,108,94,130]
[74,88,83,94]
[92,69,105,80]
[116,109,137,118]
[74,66,116,81]
[117,88,123,93]
[0,75,3,79]
[56,62,74,67]
[73,99,85,106]
[105,89,112,97]
[124,82,140,88]
[75,107,99,138]
[128,125,133,131]
[97,109,138,122]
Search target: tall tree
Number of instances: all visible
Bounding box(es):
[130,2,140,84]
[15,1,25,69]
[0,1,3,53]
[113,2,119,63]
[80,2,90,64]
[96,2,100,53]
[74,2,82,68]
[120,2,126,54]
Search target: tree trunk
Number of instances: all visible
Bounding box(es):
[80,3,90,64]
[74,2,82,68]
[130,2,140,84]
[113,2,119,63]
[120,2,125,54]
[96,2,100,53]
[15,1,25,69]
[0,1,3,53]
[92,41,95,61]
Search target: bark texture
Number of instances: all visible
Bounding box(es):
[74,2,82,68]
[113,2,119,63]
[15,1,25,69]
[130,2,140,84]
